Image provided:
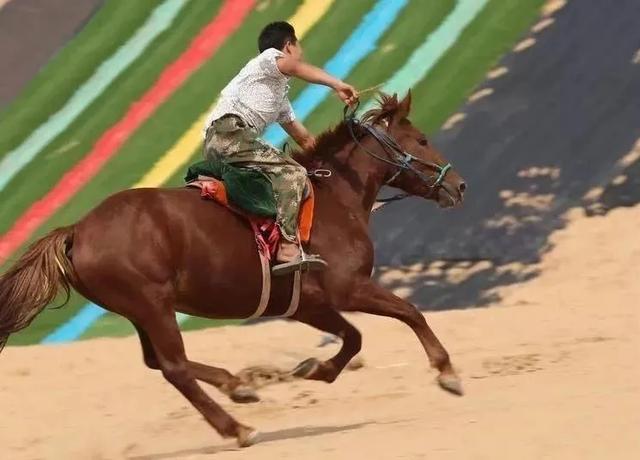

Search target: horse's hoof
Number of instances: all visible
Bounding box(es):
[230,385,260,404]
[291,358,321,378]
[437,372,464,396]
[237,426,261,448]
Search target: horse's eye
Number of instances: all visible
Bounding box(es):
[418,138,429,146]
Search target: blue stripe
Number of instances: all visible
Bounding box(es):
[0,0,187,192]
[263,0,409,145]
[42,305,190,344]
[41,304,107,344]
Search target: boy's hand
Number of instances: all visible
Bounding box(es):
[334,82,359,106]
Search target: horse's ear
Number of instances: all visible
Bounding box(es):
[397,90,412,118]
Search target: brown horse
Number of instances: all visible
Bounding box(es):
[0,92,466,447]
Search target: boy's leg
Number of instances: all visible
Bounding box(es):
[203,116,326,274]
[264,163,307,244]
[251,149,327,274]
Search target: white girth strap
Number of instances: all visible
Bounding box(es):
[246,253,302,320]
[282,270,301,317]
[247,251,272,320]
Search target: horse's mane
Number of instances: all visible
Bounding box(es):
[293,93,400,169]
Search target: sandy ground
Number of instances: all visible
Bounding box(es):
[1,204,639,460]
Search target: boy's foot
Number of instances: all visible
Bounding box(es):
[272,254,327,276]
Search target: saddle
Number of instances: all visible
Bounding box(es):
[187,175,314,259]
[186,174,315,320]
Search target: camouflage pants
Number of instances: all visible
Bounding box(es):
[204,114,307,242]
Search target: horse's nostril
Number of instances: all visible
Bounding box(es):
[458,182,467,194]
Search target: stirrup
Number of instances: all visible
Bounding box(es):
[271,254,327,277]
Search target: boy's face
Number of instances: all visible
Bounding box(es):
[284,39,303,60]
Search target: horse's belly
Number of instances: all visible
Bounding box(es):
[171,192,301,319]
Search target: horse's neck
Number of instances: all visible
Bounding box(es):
[317,138,389,221]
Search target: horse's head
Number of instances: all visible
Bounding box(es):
[360,91,466,207]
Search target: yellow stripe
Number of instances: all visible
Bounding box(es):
[134,0,335,189]
[289,0,333,37]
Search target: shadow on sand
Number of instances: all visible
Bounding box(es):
[128,421,372,459]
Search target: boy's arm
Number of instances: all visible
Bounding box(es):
[277,58,359,105]
[280,119,316,151]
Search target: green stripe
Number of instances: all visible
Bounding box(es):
[0,0,159,157]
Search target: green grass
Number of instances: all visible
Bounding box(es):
[303,0,455,134]
[410,0,545,133]
[0,1,224,236]
[0,0,158,157]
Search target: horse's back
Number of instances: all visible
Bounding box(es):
[71,187,265,318]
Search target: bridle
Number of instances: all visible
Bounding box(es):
[343,105,452,205]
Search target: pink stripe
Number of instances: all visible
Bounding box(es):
[0,0,254,263]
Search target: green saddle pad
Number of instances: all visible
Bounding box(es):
[185,159,277,218]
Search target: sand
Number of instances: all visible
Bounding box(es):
[1,204,639,459]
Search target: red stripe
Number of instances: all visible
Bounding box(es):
[0,0,254,263]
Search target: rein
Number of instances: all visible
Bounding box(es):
[341,104,452,211]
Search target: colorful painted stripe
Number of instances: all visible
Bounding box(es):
[0,0,254,265]
[360,0,490,111]
[263,0,409,146]
[43,0,335,344]
[0,0,187,192]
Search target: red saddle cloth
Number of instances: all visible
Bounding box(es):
[187,177,314,260]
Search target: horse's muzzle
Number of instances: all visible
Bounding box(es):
[438,180,465,208]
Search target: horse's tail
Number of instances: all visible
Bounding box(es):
[0,226,75,352]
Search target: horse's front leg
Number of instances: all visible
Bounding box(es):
[290,306,362,383]
[346,280,463,396]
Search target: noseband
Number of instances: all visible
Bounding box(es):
[343,106,452,201]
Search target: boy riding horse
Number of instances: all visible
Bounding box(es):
[203,21,359,276]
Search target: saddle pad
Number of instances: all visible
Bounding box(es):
[187,176,314,243]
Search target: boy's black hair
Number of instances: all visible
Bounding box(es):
[258,21,297,52]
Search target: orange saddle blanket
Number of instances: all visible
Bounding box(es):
[188,176,314,259]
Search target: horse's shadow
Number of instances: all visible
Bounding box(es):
[127,421,371,459]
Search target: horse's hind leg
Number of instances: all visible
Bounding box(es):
[348,280,462,396]
[291,306,362,383]
[133,323,259,403]
[135,313,258,447]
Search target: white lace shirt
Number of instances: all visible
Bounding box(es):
[203,48,295,137]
